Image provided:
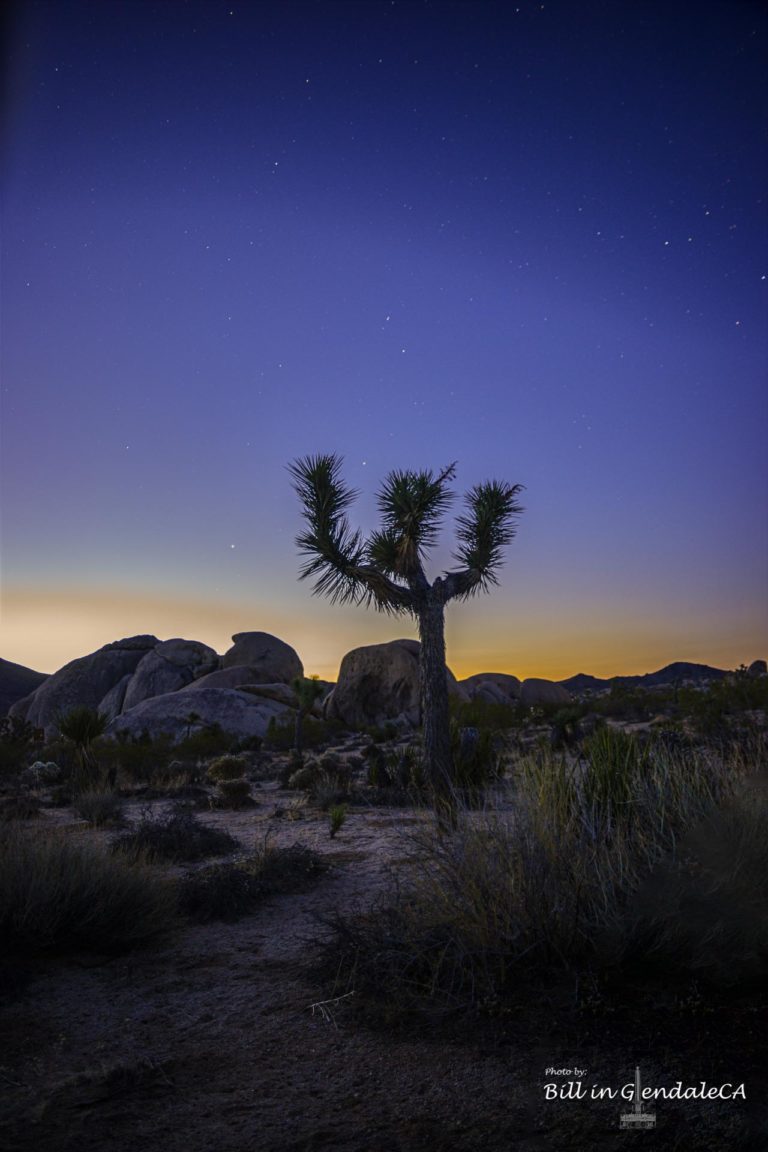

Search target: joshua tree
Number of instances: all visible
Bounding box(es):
[289,454,523,819]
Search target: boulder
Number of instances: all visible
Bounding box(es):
[747,659,767,678]
[98,673,133,722]
[121,638,219,711]
[221,632,303,684]
[9,635,159,739]
[326,638,464,729]
[460,672,521,704]
[186,666,273,692]
[106,686,289,744]
[520,678,572,707]
[237,682,298,708]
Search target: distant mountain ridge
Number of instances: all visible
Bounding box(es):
[0,657,49,717]
[558,662,729,695]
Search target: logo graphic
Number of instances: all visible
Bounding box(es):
[619,1066,657,1130]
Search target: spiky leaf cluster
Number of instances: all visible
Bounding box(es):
[452,480,525,597]
[289,453,522,612]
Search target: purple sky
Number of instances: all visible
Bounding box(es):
[2,0,766,680]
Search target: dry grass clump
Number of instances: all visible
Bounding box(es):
[73,789,126,827]
[112,809,240,863]
[213,777,255,809]
[326,734,765,1013]
[206,754,249,782]
[178,841,328,922]
[0,824,178,956]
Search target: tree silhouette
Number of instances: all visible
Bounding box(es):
[289,454,523,819]
[291,674,326,761]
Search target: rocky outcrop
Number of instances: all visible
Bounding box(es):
[519,678,572,707]
[98,674,133,722]
[107,686,289,743]
[460,672,521,705]
[325,639,465,729]
[221,632,303,684]
[9,636,159,738]
[747,659,767,678]
[186,666,271,693]
[121,639,219,712]
[0,658,49,718]
[237,682,298,708]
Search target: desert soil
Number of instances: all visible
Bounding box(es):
[0,775,763,1152]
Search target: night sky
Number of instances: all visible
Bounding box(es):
[2,0,766,681]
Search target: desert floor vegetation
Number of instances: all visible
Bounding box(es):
[0,703,765,1151]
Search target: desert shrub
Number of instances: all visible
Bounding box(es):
[364,743,386,786]
[325,736,752,1013]
[0,794,42,821]
[18,760,61,789]
[678,674,768,741]
[286,761,318,790]
[0,825,178,955]
[39,736,76,771]
[74,790,125,827]
[206,754,248,782]
[214,778,254,809]
[265,714,339,752]
[174,723,235,761]
[283,754,353,807]
[178,842,327,922]
[549,706,584,749]
[592,684,672,723]
[450,697,524,731]
[94,732,175,786]
[449,722,504,792]
[231,734,263,753]
[363,721,400,744]
[313,779,352,811]
[357,744,428,806]
[0,716,42,775]
[146,759,207,791]
[113,810,240,863]
[616,776,768,987]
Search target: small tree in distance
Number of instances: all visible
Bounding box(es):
[291,674,326,762]
[289,454,524,821]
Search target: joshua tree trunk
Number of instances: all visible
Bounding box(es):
[418,592,456,826]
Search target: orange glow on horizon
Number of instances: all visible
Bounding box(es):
[2,583,763,683]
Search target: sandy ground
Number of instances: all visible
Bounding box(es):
[1,777,763,1152]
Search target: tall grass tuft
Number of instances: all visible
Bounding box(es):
[0,825,178,956]
[325,734,763,1012]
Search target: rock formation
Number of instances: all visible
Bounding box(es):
[106,686,287,743]
[121,639,219,711]
[460,672,521,705]
[519,678,572,707]
[9,636,159,738]
[8,630,303,741]
[325,639,466,729]
[221,632,303,683]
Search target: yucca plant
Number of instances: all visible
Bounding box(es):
[57,706,108,793]
[289,454,523,824]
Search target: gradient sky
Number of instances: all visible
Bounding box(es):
[2,0,767,681]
